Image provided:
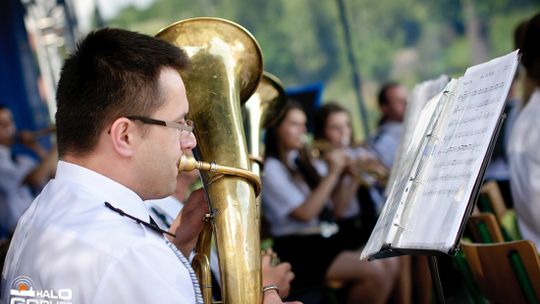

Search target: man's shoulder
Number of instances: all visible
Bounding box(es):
[20,180,164,258]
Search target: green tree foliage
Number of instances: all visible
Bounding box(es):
[105,0,539,139]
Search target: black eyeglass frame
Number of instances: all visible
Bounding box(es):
[127,115,194,133]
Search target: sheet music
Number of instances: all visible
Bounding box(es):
[361,81,455,259]
[385,75,450,197]
[361,50,519,259]
[393,50,519,251]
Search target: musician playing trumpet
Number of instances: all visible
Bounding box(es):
[313,102,386,248]
[262,100,406,303]
[0,104,57,237]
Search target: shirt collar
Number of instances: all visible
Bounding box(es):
[55,160,150,221]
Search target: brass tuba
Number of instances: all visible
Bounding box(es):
[157,18,263,303]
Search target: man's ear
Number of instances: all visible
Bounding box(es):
[109,118,137,157]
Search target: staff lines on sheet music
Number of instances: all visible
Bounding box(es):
[423,188,457,197]
[436,143,478,155]
[466,97,499,110]
[457,81,505,101]
[447,110,495,127]
[443,127,488,141]
[431,157,475,169]
[429,171,473,183]
[479,71,495,79]
[452,97,499,115]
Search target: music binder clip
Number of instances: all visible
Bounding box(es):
[442,90,455,96]
[393,223,406,230]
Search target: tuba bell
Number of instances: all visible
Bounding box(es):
[157,17,264,304]
[243,71,287,176]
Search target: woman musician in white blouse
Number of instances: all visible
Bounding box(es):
[261,100,405,303]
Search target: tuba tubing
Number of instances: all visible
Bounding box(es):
[157,17,263,304]
[178,155,261,196]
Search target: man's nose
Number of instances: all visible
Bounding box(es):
[181,132,197,150]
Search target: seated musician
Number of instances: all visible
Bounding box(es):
[368,82,408,169]
[313,102,385,248]
[262,100,406,303]
[0,104,57,238]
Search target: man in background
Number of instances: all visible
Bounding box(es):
[369,82,408,169]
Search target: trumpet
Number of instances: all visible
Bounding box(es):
[13,125,56,144]
[28,125,56,138]
[308,139,389,187]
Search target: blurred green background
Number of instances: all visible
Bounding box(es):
[96,0,539,141]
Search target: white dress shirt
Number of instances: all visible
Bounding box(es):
[146,196,184,230]
[369,121,403,169]
[262,151,331,236]
[2,161,198,303]
[0,145,36,233]
[144,197,222,288]
[313,155,360,219]
[508,88,540,251]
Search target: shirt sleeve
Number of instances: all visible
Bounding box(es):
[0,153,36,190]
[262,158,307,222]
[521,130,540,241]
[92,241,195,304]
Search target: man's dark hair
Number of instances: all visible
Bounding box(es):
[377,82,399,107]
[521,13,540,83]
[55,28,189,157]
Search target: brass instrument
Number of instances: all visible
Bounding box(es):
[309,139,389,187]
[178,154,261,196]
[15,125,56,142]
[242,72,286,246]
[157,17,263,304]
[27,125,56,138]
[243,71,287,176]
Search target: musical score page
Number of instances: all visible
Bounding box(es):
[385,75,450,197]
[392,50,519,251]
[361,84,452,259]
[361,50,519,259]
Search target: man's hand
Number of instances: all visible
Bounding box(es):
[167,188,209,256]
[262,248,295,299]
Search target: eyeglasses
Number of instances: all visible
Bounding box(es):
[127,115,194,133]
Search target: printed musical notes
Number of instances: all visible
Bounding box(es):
[361,50,520,260]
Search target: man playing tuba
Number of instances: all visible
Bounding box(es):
[1,28,298,304]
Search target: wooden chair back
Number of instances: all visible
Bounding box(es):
[460,240,540,304]
[467,213,505,243]
[478,181,507,223]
